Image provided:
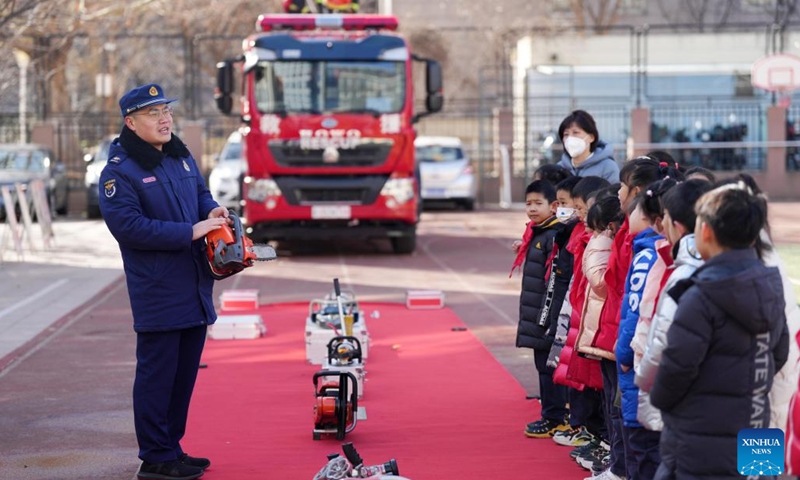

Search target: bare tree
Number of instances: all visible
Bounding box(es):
[569,0,623,34]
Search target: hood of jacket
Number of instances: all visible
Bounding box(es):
[673,234,704,270]
[558,140,616,171]
[692,248,784,335]
[631,227,662,255]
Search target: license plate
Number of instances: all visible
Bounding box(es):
[424,188,446,198]
[311,205,351,219]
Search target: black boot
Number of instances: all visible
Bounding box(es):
[137,460,203,480]
[179,453,211,470]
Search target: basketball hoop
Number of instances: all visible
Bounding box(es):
[752,53,800,107]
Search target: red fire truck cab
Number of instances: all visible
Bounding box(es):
[215,14,443,253]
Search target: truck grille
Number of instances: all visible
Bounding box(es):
[269,139,393,167]
[297,188,365,204]
[273,175,389,206]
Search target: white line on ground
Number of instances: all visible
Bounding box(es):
[0,281,126,380]
[420,237,517,326]
[0,278,69,320]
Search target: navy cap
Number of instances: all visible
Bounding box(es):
[119,83,177,117]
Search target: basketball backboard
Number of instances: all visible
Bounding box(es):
[752,53,800,92]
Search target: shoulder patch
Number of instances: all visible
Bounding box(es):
[108,156,121,164]
[182,159,190,172]
[104,179,116,198]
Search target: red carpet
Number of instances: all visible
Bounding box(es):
[185,303,587,480]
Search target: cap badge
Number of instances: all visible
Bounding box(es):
[149,86,158,96]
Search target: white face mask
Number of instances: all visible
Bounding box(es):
[556,207,576,222]
[564,136,588,158]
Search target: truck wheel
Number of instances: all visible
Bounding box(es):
[463,199,475,211]
[391,234,416,254]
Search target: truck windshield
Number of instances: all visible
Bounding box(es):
[254,60,405,115]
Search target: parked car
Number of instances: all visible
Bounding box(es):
[209,131,245,213]
[84,136,114,219]
[415,136,476,210]
[0,143,68,220]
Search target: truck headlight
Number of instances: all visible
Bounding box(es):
[245,177,281,203]
[380,177,415,205]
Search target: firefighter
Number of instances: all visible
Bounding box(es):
[100,83,228,480]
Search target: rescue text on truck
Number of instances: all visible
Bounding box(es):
[214,14,443,254]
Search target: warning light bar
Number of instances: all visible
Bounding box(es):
[257,14,399,32]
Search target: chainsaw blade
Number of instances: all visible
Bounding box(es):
[249,244,277,261]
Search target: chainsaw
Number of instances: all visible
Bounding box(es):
[205,209,276,280]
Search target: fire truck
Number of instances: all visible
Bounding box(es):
[214,13,443,254]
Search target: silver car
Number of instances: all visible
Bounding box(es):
[209,131,245,213]
[415,136,476,211]
[84,136,114,219]
[0,143,68,220]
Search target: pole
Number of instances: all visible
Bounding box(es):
[13,49,30,144]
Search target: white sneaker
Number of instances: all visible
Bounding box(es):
[553,425,595,447]
[584,469,626,480]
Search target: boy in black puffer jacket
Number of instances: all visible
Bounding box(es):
[650,183,789,479]
[514,180,570,438]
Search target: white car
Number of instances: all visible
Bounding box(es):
[209,131,245,213]
[415,136,476,210]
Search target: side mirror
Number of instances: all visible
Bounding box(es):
[83,153,93,163]
[412,58,444,123]
[426,92,443,114]
[215,61,234,115]
[426,60,443,97]
[425,61,443,114]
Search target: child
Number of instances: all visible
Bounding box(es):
[617,183,683,480]
[550,177,609,469]
[578,195,624,365]
[635,179,713,433]
[591,157,675,480]
[546,176,583,372]
[650,184,789,479]
[629,178,681,377]
[514,180,570,438]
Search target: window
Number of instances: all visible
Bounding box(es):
[254,60,406,115]
[415,146,464,163]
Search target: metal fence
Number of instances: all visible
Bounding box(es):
[649,100,766,171]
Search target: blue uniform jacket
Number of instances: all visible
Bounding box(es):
[99,129,219,332]
[616,227,662,427]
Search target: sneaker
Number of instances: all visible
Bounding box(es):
[570,437,603,458]
[590,453,610,475]
[553,425,595,447]
[576,444,610,471]
[179,454,210,471]
[584,469,626,480]
[138,460,203,480]
[524,418,570,438]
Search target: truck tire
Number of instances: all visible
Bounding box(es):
[391,233,416,254]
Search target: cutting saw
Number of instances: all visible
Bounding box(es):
[205,209,276,279]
